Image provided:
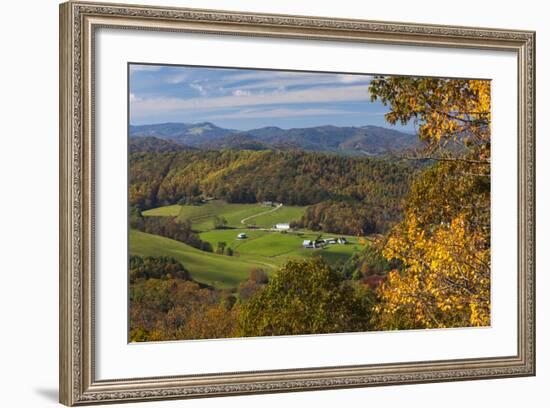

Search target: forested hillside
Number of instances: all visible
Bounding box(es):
[129,150,414,234]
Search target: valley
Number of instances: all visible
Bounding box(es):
[133,200,363,289]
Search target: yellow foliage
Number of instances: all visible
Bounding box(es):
[369,77,492,331]
[375,214,490,329]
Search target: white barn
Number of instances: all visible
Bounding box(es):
[274,223,290,231]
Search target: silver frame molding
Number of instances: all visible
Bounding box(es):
[59,1,536,405]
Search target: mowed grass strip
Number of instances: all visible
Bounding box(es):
[129,229,273,289]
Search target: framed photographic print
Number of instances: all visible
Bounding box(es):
[59,1,536,405]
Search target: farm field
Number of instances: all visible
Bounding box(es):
[130,228,363,289]
[142,200,306,230]
[200,229,360,259]
[247,231,360,266]
[135,200,365,289]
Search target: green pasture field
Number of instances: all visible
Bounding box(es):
[129,229,273,289]
[135,200,365,289]
[142,200,306,231]
[200,229,361,263]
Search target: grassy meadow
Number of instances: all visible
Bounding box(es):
[132,200,364,289]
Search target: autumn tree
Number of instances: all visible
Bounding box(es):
[369,77,491,329]
[180,303,240,340]
[129,255,190,283]
[237,268,269,302]
[374,214,490,329]
[249,268,269,284]
[369,77,490,163]
[238,258,374,337]
[129,279,239,342]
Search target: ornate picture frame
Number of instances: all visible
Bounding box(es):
[59,1,535,405]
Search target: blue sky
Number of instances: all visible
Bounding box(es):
[129,63,415,131]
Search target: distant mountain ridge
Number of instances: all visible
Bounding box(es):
[129,122,418,156]
[129,122,233,145]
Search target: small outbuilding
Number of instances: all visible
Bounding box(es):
[274,223,290,231]
[237,233,248,239]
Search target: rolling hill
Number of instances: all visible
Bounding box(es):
[137,200,361,286]
[130,229,273,289]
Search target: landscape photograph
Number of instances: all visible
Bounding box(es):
[128,64,491,342]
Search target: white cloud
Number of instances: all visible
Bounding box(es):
[131,84,372,119]
[190,83,207,95]
[223,71,371,91]
[164,73,189,84]
[232,89,251,97]
[209,107,359,120]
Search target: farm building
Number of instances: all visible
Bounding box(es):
[302,240,315,249]
[237,233,248,239]
[303,239,324,249]
[274,223,290,231]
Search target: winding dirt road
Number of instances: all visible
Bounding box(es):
[240,203,283,225]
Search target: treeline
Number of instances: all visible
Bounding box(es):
[129,150,413,209]
[129,136,193,153]
[130,207,213,252]
[293,200,400,235]
[129,255,191,283]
